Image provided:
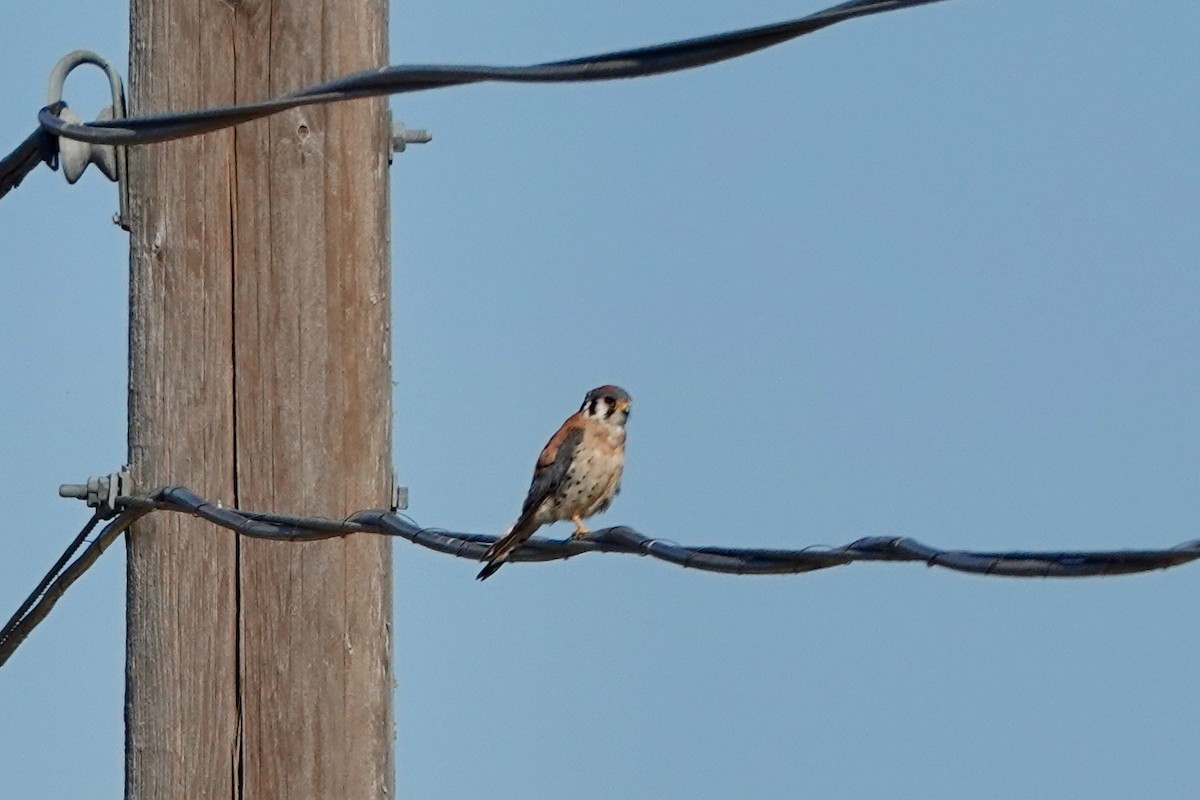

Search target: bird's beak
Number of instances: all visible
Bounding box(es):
[617,400,630,413]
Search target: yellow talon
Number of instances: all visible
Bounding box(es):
[571,515,591,538]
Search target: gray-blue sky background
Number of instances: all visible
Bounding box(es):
[2,1,1198,797]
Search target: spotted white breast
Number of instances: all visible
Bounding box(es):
[536,422,625,525]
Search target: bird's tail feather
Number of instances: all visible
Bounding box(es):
[475,560,505,581]
[476,519,537,581]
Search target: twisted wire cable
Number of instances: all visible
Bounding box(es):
[135,487,1200,578]
[2,0,949,198]
[4,482,1195,668]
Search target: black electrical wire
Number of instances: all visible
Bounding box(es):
[46,0,949,145]
[0,507,144,667]
[0,510,101,648]
[5,481,1197,669]
[2,0,950,199]
[133,487,1200,579]
[0,105,62,200]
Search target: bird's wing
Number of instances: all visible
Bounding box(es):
[476,420,586,580]
[520,421,584,521]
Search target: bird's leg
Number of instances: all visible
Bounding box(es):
[571,515,591,538]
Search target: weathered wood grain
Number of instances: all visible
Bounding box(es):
[127,0,394,794]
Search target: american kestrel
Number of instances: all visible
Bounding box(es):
[477,385,632,581]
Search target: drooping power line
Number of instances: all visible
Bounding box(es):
[0,0,951,199]
[2,484,1196,669]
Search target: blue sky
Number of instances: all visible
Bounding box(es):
[2,1,1198,797]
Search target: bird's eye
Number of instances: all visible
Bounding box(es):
[604,396,615,406]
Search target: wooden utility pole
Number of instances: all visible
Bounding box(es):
[125,0,394,794]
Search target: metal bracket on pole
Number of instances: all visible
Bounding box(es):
[389,466,409,512]
[46,50,130,230]
[59,469,131,519]
[387,111,431,165]
[391,485,409,512]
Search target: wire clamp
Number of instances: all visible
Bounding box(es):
[389,466,409,511]
[59,469,131,519]
[45,50,130,230]
[391,485,409,512]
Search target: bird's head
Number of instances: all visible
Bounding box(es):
[581,385,631,428]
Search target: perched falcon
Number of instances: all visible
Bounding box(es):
[477,385,631,581]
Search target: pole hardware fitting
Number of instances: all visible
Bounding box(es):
[59,469,131,519]
[45,50,130,230]
[388,111,431,164]
[389,466,409,512]
[391,485,409,512]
